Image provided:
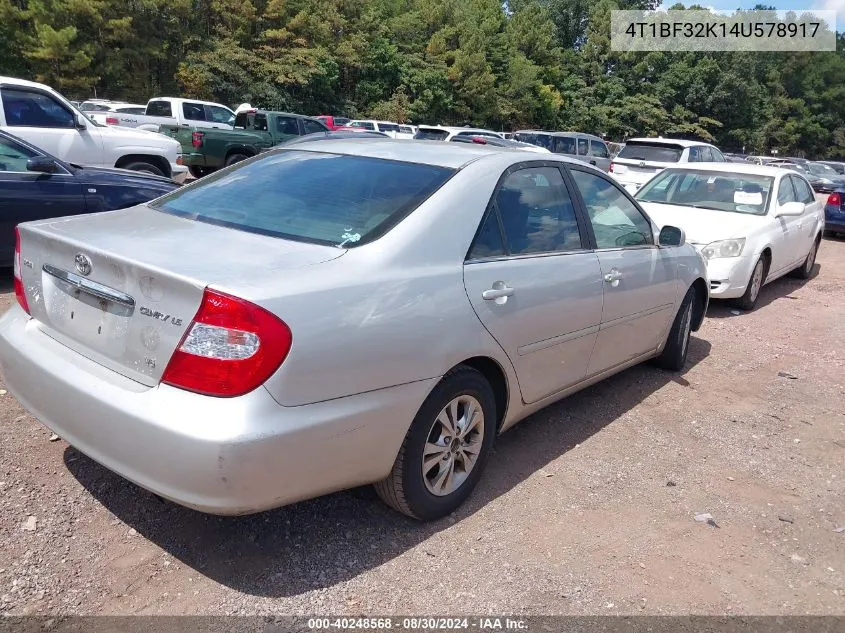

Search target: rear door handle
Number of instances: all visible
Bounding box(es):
[590,160,597,166]
[482,283,515,302]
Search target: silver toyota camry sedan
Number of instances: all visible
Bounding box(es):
[2,140,708,521]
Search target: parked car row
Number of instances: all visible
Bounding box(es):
[1,123,832,524]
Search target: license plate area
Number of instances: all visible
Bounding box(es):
[41,265,134,352]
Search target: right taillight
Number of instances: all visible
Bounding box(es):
[828,192,841,206]
[608,162,615,173]
[105,116,119,125]
[191,131,204,148]
[13,227,30,315]
[161,288,292,397]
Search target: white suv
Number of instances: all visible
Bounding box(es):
[610,138,726,193]
[0,76,186,181]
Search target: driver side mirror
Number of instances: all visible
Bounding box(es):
[658,225,686,247]
[74,113,88,130]
[26,156,59,174]
[775,201,805,217]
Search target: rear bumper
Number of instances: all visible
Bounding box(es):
[176,152,209,168]
[0,307,434,515]
[824,207,845,232]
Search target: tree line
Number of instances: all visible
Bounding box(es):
[1,0,844,157]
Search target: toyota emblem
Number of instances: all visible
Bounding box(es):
[74,253,92,276]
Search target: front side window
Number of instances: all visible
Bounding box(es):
[710,147,726,162]
[0,135,38,171]
[698,147,714,162]
[206,105,234,125]
[777,176,797,205]
[571,169,653,248]
[469,167,583,258]
[152,151,455,247]
[1,89,74,128]
[590,141,609,158]
[303,119,327,134]
[350,121,375,131]
[182,102,206,121]
[790,175,816,204]
[636,169,773,216]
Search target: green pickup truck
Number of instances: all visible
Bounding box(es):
[163,109,330,177]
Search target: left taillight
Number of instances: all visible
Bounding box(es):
[161,288,292,397]
[13,227,30,315]
[105,116,119,125]
[192,131,204,148]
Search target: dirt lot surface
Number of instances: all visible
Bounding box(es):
[0,239,843,617]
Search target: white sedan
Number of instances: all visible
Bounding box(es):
[635,163,824,310]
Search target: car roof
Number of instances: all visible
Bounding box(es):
[626,138,713,147]
[272,138,589,169]
[418,125,499,134]
[513,130,605,141]
[0,75,56,91]
[658,163,798,178]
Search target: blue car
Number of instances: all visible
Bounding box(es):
[825,189,845,238]
[1,129,178,266]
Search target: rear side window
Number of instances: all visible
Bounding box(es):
[415,128,449,141]
[515,133,553,150]
[1,89,75,128]
[182,102,206,121]
[577,138,589,155]
[618,142,683,163]
[378,123,399,133]
[146,100,173,117]
[152,151,455,247]
[553,136,576,155]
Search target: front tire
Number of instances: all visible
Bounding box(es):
[653,288,695,371]
[122,161,165,177]
[374,367,496,520]
[791,238,819,280]
[733,256,766,311]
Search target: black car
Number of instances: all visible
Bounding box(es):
[1,129,178,266]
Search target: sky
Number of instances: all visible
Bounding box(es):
[656,0,844,31]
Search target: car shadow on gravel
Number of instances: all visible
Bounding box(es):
[63,336,711,599]
[705,264,819,318]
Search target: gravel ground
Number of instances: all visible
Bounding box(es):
[0,238,843,616]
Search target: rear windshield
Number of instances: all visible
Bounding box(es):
[617,142,683,163]
[415,128,449,141]
[513,132,553,150]
[378,123,399,133]
[152,151,455,247]
[146,100,173,117]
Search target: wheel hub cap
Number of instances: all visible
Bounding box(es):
[422,395,485,497]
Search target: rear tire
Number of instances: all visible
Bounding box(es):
[122,161,165,177]
[374,366,496,521]
[653,288,695,371]
[791,238,819,280]
[225,153,249,167]
[733,256,766,311]
[188,166,210,179]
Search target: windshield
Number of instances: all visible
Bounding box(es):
[617,142,683,163]
[414,128,449,141]
[636,169,774,215]
[152,150,455,247]
[808,163,837,176]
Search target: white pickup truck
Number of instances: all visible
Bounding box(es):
[89,97,236,132]
[0,76,187,181]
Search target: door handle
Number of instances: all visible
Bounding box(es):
[482,283,515,302]
[604,269,623,286]
[590,160,597,166]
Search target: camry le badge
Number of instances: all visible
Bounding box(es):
[74,253,92,276]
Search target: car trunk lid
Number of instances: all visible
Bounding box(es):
[15,206,343,386]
